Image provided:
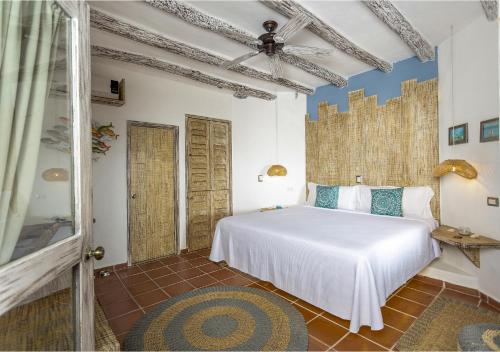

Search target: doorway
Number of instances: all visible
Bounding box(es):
[186,115,232,251]
[127,121,179,264]
[0,1,96,350]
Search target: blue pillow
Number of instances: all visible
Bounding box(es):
[371,188,404,217]
[315,185,339,209]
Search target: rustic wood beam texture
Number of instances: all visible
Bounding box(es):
[364,0,434,62]
[90,9,313,95]
[91,46,276,100]
[260,0,393,72]
[481,0,498,21]
[144,0,347,86]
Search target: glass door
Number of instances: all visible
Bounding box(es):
[0,1,94,349]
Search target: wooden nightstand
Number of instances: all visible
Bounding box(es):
[431,225,500,268]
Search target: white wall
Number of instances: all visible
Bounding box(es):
[432,16,500,300]
[91,58,306,268]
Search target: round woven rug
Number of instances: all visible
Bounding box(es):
[122,285,308,351]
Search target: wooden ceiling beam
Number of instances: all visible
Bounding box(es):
[144,0,347,87]
[364,0,434,62]
[260,0,392,72]
[90,9,313,95]
[480,0,498,21]
[91,45,276,100]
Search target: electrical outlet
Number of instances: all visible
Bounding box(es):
[356,175,363,184]
[258,175,264,182]
[487,197,499,207]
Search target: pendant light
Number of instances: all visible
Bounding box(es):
[433,26,477,180]
[42,168,69,181]
[267,98,287,177]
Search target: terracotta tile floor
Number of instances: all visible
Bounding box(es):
[95,250,500,351]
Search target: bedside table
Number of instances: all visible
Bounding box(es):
[431,225,500,268]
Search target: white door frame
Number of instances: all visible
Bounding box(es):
[0,1,94,349]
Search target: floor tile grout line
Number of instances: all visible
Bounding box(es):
[141,268,172,304]
[330,330,351,350]
[443,286,481,298]
[393,293,430,308]
[383,305,419,320]
[308,334,327,347]
[400,285,441,299]
[105,308,143,323]
[112,270,146,315]
[401,285,435,298]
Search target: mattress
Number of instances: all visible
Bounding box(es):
[210,205,441,332]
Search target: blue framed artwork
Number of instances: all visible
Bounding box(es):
[448,123,468,145]
[480,118,499,143]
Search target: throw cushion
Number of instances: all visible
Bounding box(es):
[315,185,339,209]
[371,187,404,216]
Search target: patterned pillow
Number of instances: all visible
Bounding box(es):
[315,185,339,209]
[371,188,404,216]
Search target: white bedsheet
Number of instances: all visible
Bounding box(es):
[210,206,440,332]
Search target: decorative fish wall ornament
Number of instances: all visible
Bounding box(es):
[41,118,119,160]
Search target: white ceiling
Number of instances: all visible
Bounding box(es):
[90,0,483,94]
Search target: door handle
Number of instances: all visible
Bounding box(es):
[131,193,136,199]
[86,246,105,260]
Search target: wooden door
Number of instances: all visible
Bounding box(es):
[128,122,178,264]
[187,118,211,192]
[186,116,232,251]
[209,121,232,241]
[0,1,95,349]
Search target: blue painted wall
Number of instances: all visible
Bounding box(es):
[307,51,438,120]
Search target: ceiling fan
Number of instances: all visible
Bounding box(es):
[220,13,332,79]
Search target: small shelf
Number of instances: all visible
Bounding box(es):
[431,225,500,268]
[91,79,125,107]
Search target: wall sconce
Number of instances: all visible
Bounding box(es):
[42,168,69,182]
[432,160,477,179]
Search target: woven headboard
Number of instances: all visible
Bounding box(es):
[306,78,440,220]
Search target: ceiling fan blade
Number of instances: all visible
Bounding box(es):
[269,55,284,79]
[221,51,260,69]
[274,13,312,43]
[282,45,332,57]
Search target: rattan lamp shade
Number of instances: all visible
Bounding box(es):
[42,168,69,181]
[433,159,477,179]
[267,164,287,176]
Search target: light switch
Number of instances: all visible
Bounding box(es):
[258,175,264,182]
[487,197,499,207]
[356,175,363,184]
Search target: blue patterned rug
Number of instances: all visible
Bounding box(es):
[123,285,308,351]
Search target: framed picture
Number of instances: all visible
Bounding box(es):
[448,123,468,145]
[480,118,499,143]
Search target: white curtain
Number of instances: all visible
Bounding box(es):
[0,1,62,265]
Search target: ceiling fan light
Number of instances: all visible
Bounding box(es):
[432,159,477,179]
[267,164,287,177]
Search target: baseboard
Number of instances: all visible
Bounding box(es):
[419,261,479,289]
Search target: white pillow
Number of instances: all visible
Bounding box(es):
[356,185,434,219]
[306,182,358,211]
[403,187,435,219]
[305,182,317,206]
[338,186,358,211]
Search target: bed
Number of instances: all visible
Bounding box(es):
[209,205,441,332]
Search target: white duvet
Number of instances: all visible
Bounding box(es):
[210,206,440,332]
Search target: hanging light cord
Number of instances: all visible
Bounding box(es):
[451,25,455,148]
[275,98,279,163]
